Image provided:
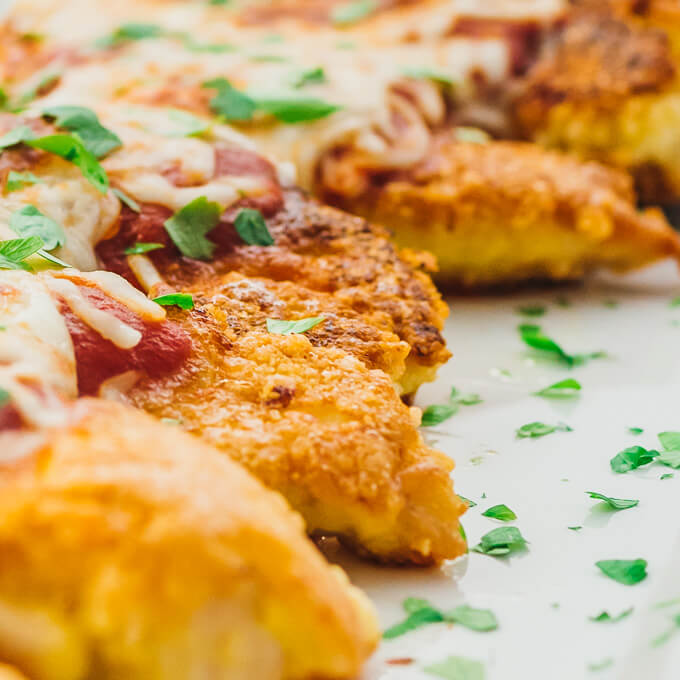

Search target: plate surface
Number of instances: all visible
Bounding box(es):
[331,262,680,680]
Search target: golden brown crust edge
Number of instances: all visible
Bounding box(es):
[0,398,378,680]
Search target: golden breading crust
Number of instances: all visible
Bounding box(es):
[126,299,467,565]
[0,666,27,680]
[324,135,680,287]
[0,398,378,680]
[515,7,680,203]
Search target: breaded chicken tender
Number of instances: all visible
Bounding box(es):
[123,295,467,564]
[0,666,27,680]
[516,7,680,203]
[325,135,680,287]
[0,398,378,680]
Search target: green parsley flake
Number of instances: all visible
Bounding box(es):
[534,378,581,399]
[588,658,614,672]
[589,607,633,623]
[425,656,485,680]
[10,204,65,251]
[472,526,527,557]
[163,196,221,260]
[610,445,659,473]
[234,208,274,246]
[661,473,674,480]
[481,504,517,522]
[331,0,376,25]
[42,105,121,158]
[0,125,36,150]
[458,494,476,508]
[112,188,141,212]
[266,317,325,335]
[516,304,546,317]
[164,109,210,137]
[651,614,680,647]
[0,236,45,270]
[97,22,162,47]
[152,293,194,310]
[518,323,605,367]
[586,491,639,511]
[595,559,648,585]
[0,387,9,407]
[450,387,483,405]
[516,421,572,439]
[420,387,482,427]
[255,96,340,123]
[568,526,583,531]
[27,134,109,193]
[15,71,60,108]
[628,426,644,435]
[5,171,43,193]
[124,242,164,255]
[402,67,454,86]
[670,296,680,307]
[291,67,326,89]
[203,78,257,121]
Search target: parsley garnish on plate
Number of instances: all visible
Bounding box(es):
[595,559,647,585]
[291,67,327,89]
[331,0,376,25]
[516,421,572,438]
[651,614,680,647]
[516,304,546,317]
[10,204,65,251]
[628,426,644,435]
[420,386,483,427]
[96,22,162,47]
[610,445,659,473]
[457,494,476,508]
[588,658,614,672]
[472,526,527,557]
[42,105,121,158]
[164,109,210,137]
[589,607,633,623]
[568,526,582,531]
[234,208,274,246]
[0,387,10,407]
[401,67,455,86]
[0,236,44,270]
[152,293,194,310]
[383,598,498,639]
[534,378,581,398]
[586,491,639,511]
[518,324,605,367]
[657,431,680,468]
[266,317,325,335]
[203,78,258,121]
[124,242,164,255]
[5,171,43,192]
[112,188,140,213]
[0,124,36,150]
[481,504,517,522]
[27,134,109,193]
[163,196,221,260]
[661,473,674,480]
[425,656,485,680]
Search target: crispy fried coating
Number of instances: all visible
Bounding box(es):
[0,398,378,680]
[0,666,27,680]
[126,301,467,565]
[324,135,680,287]
[516,7,680,203]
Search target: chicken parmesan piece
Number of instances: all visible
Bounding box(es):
[516,7,680,203]
[0,107,448,394]
[125,300,467,565]
[0,396,378,680]
[324,135,680,287]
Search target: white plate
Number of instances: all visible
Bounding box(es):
[330,261,680,680]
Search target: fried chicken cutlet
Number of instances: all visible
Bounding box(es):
[0,391,378,679]
[5,0,678,286]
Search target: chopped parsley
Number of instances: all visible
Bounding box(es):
[588,658,614,672]
[0,387,9,407]
[266,317,325,335]
[586,491,639,511]
[610,445,659,473]
[534,378,581,399]
[10,204,65,251]
[203,78,340,123]
[661,473,674,480]
[5,171,43,193]
[164,109,210,137]
[516,421,572,439]
[124,242,164,255]
[0,236,44,270]
[628,426,644,435]
[14,71,60,108]
[568,526,583,531]
[0,124,36,150]
[458,494,476,508]
[472,526,527,557]
[96,22,163,47]
[331,0,376,25]
[481,504,516,522]
[425,656,485,680]
[383,598,498,639]
[27,134,109,193]
[651,614,680,648]
[163,196,221,260]
[234,208,274,246]
[518,323,605,367]
[42,105,121,158]
[657,431,680,468]
[516,304,546,317]
[595,559,648,585]
[401,67,454,86]
[112,188,141,212]
[152,293,194,310]
[291,66,327,89]
[589,607,633,623]
[420,387,482,427]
